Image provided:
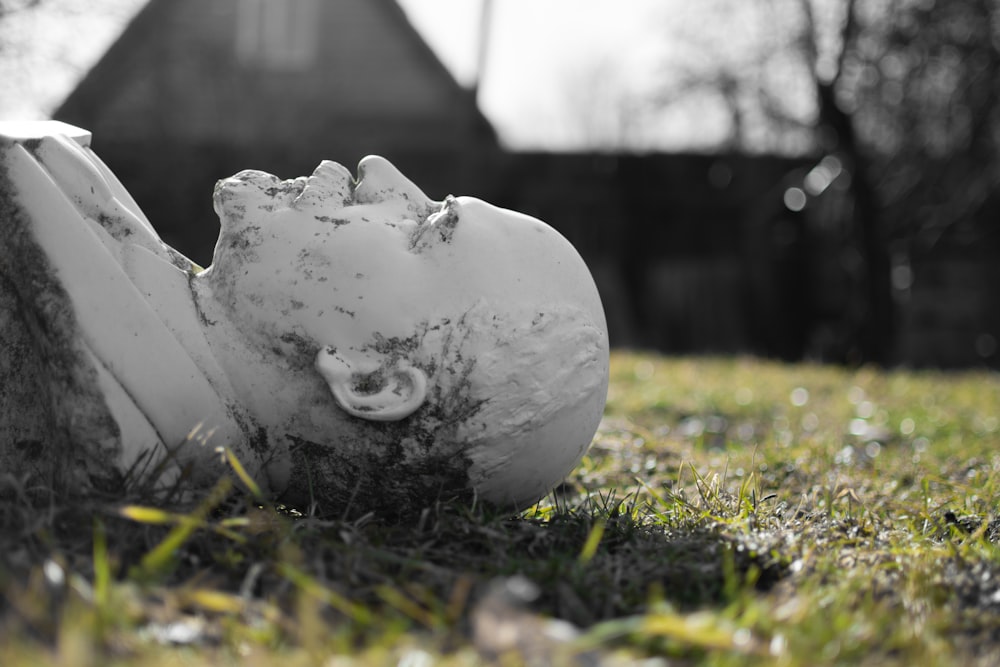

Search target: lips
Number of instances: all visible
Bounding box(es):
[292,160,355,211]
[213,169,308,219]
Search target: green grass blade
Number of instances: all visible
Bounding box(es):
[578,519,606,565]
[223,447,264,501]
[130,478,233,581]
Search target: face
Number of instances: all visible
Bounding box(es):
[207,156,433,352]
[208,156,604,351]
[205,156,609,511]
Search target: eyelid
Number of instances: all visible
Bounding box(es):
[409,195,460,252]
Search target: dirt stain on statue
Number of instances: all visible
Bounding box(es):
[0,157,123,490]
[285,432,475,518]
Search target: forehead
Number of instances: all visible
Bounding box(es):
[210,156,595,313]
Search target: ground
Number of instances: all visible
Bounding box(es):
[2,351,1000,666]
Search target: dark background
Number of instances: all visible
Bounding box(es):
[13,0,997,369]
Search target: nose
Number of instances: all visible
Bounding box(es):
[353,156,435,219]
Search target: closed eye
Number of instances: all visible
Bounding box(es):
[408,196,460,252]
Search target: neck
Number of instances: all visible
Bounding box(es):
[188,272,351,449]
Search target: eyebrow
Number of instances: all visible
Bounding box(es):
[408,195,460,253]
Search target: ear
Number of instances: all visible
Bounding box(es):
[315,347,428,422]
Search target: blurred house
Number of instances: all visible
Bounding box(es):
[56,0,500,266]
[54,0,999,369]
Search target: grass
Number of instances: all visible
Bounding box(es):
[2,351,1000,665]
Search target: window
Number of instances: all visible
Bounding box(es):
[236,0,320,70]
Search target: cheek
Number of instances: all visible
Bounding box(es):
[214,218,432,334]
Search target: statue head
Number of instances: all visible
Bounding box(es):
[0,121,607,515]
[205,157,609,511]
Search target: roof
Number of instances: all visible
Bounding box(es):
[55,0,496,150]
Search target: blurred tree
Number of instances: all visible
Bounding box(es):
[842,0,1000,251]
[818,0,1000,363]
[0,0,146,119]
[556,56,651,151]
[798,0,894,365]
[650,0,999,364]
[654,0,818,154]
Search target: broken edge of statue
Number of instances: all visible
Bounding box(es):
[0,121,609,514]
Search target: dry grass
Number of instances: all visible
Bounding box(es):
[2,351,1000,665]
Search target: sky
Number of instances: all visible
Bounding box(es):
[396,0,683,148]
[0,0,813,152]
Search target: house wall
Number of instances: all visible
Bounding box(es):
[495,153,810,355]
[495,152,1000,369]
[896,231,1000,369]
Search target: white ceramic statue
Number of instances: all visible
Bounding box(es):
[0,121,608,513]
